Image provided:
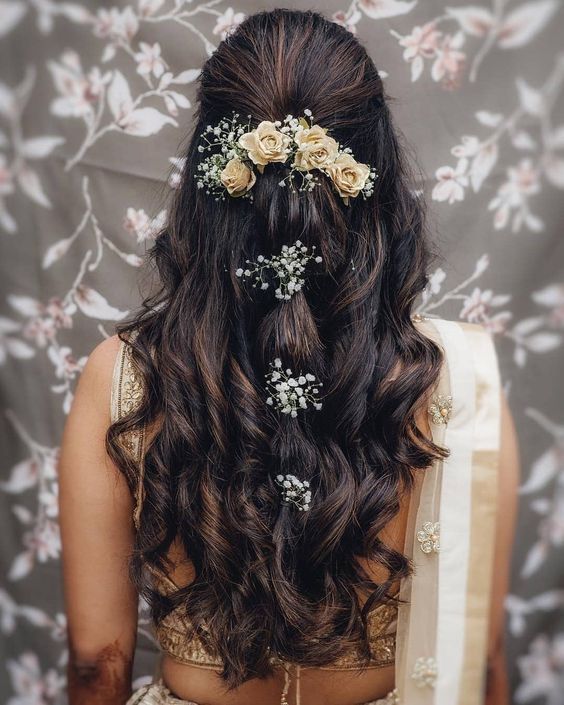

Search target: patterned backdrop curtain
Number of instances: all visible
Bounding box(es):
[1,1,563,703]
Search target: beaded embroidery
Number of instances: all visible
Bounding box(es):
[428,394,453,425]
[155,595,397,671]
[417,521,440,554]
[112,339,146,526]
[411,656,438,688]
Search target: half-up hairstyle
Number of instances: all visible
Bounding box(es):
[107,8,448,689]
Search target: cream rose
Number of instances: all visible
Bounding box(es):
[293,124,339,171]
[324,153,371,202]
[220,158,256,197]
[238,121,291,170]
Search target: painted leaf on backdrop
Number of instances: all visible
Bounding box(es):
[107,70,133,122]
[20,136,65,159]
[8,550,34,581]
[74,286,129,320]
[0,459,38,493]
[8,295,43,317]
[521,541,548,578]
[446,6,495,37]
[4,338,35,360]
[475,110,503,127]
[516,78,544,117]
[470,142,498,192]
[17,166,51,208]
[42,236,75,269]
[497,0,559,49]
[171,69,200,85]
[524,332,562,353]
[118,108,177,137]
[544,157,564,189]
[532,284,564,308]
[0,1,27,37]
[520,449,560,495]
[358,0,417,20]
[58,3,93,24]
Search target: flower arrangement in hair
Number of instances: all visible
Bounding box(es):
[195,110,378,204]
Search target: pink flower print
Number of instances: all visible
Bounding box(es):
[47,345,86,379]
[460,287,512,333]
[488,159,542,231]
[24,520,61,563]
[399,21,441,60]
[6,652,64,704]
[515,634,564,703]
[23,316,57,348]
[49,53,109,119]
[134,42,167,79]
[45,298,73,329]
[431,32,466,87]
[93,6,139,43]
[392,21,441,81]
[332,9,362,34]
[123,207,165,242]
[432,158,469,204]
[451,135,481,159]
[213,8,245,40]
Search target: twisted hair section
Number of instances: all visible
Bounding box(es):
[106,9,447,688]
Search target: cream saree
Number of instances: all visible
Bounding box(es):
[120,317,501,705]
[394,317,501,705]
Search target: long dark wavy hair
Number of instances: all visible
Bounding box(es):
[107,8,447,689]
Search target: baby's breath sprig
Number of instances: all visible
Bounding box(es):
[235,240,322,300]
[275,474,312,511]
[265,358,323,417]
[195,112,254,201]
[277,110,321,194]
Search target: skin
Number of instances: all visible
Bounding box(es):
[58,333,519,705]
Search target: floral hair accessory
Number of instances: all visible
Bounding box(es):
[275,473,312,511]
[265,358,323,417]
[236,240,322,300]
[195,110,378,204]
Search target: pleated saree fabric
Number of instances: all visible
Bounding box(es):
[119,317,501,705]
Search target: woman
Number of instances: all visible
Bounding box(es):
[58,9,519,705]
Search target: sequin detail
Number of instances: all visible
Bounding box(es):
[373,690,399,705]
[115,341,145,462]
[417,521,440,554]
[428,394,453,425]
[113,340,146,526]
[154,570,397,670]
[412,656,437,688]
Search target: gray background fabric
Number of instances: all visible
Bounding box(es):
[1,0,563,702]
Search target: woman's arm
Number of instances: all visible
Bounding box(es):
[58,335,138,705]
[485,389,520,705]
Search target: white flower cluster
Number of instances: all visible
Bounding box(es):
[265,358,323,416]
[194,110,378,203]
[275,473,312,511]
[235,240,322,300]
[195,113,254,201]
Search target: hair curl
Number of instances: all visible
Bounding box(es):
[107,8,447,689]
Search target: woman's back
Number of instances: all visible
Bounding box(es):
[58,10,519,705]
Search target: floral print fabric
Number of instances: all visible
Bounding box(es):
[0,1,563,703]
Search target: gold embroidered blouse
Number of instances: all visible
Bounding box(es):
[110,338,397,672]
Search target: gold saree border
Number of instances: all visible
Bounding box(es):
[458,324,501,705]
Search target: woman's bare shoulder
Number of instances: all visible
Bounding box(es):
[65,335,123,430]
